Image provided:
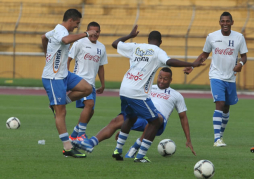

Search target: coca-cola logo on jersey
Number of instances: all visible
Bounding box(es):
[150,92,170,100]
[126,72,143,81]
[215,48,234,55]
[84,53,100,62]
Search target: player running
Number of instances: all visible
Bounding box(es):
[184,12,248,147]
[67,21,108,141]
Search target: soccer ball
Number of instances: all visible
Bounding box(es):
[194,160,215,179]
[6,117,21,129]
[157,139,176,156]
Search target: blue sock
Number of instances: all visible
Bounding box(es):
[132,138,141,149]
[89,136,99,147]
[115,131,129,154]
[59,132,69,142]
[71,125,79,138]
[78,122,87,137]
[220,112,229,138]
[136,139,152,159]
[213,110,223,142]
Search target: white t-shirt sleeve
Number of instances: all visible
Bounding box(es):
[68,41,79,59]
[157,49,169,65]
[175,93,187,113]
[203,35,212,53]
[54,27,68,43]
[99,47,108,66]
[117,41,136,58]
[45,30,54,39]
[239,35,248,54]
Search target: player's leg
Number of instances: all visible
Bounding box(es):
[42,78,86,158]
[66,72,92,103]
[210,79,226,147]
[220,81,238,144]
[134,115,163,162]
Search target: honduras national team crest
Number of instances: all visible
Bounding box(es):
[228,40,234,47]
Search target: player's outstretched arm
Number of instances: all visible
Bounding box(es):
[166,58,205,68]
[179,111,196,156]
[96,65,105,94]
[112,25,139,49]
[61,30,96,44]
[233,53,247,72]
[183,52,209,74]
[41,34,48,56]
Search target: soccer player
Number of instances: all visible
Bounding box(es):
[79,68,196,160]
[41,9,97,158]
[72,25,204,162]
[184,12,248,147]
[67,21,108,141]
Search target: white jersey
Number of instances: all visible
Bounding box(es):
[150,85,187,121]
[42,24,70,79]
[117,42,169,100]
[203,30,248,82]
[68,38,108,87]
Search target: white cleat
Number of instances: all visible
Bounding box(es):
[213,139,226,147]
[220,137,227,146]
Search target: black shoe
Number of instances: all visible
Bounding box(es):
[134,156,151,163]
[63,148,86,158]
[112,149,123,161]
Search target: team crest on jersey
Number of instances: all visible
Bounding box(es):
[228,40,234,47]
[53,50,61,73]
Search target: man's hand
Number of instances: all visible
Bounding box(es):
[192,57,206,67]
[183,67,193,74]
[129,25,139,38]
[186,141,196,156]
[233,63,243,72]
[86,30,97,36]
[96,86,105,94]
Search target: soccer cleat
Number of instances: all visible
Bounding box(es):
[69,135,77,141]
[134,156,151,163]
[125,147,137,158]
[213,139,226,147]
[250,146,254,153]
[112,149,123,161]
[62,148,86,158]
[76,133,87,141]
[220,137,227,146]
[71,139,93,153]
[49,105,55,118]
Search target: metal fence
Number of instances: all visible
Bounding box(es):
[0,1,254,89]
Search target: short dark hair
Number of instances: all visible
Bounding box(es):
[148,31,161,42]
[63,9,82,21]
[87,21,100,30]
[220,12,233,21]
[161,67,172,77]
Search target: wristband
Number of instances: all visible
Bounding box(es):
[85,32,89,37]
[239,61,244,66]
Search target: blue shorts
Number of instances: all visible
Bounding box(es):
[42,71,83,105]
[76,87,96,109]
[123,111,167,136]
[120,96,159,122]
[210,79,238,105]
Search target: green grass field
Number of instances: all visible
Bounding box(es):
[0,95,253,179]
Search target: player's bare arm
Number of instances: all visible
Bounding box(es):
[166,58,205,68]
[179,111,196,156]
[41,34,48,56]
[233,53,247,72]
[61,30,96,44]
[183,52,209,74]
[96,65,105,94]
[112,25,139,49]
[67,57,73,71]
